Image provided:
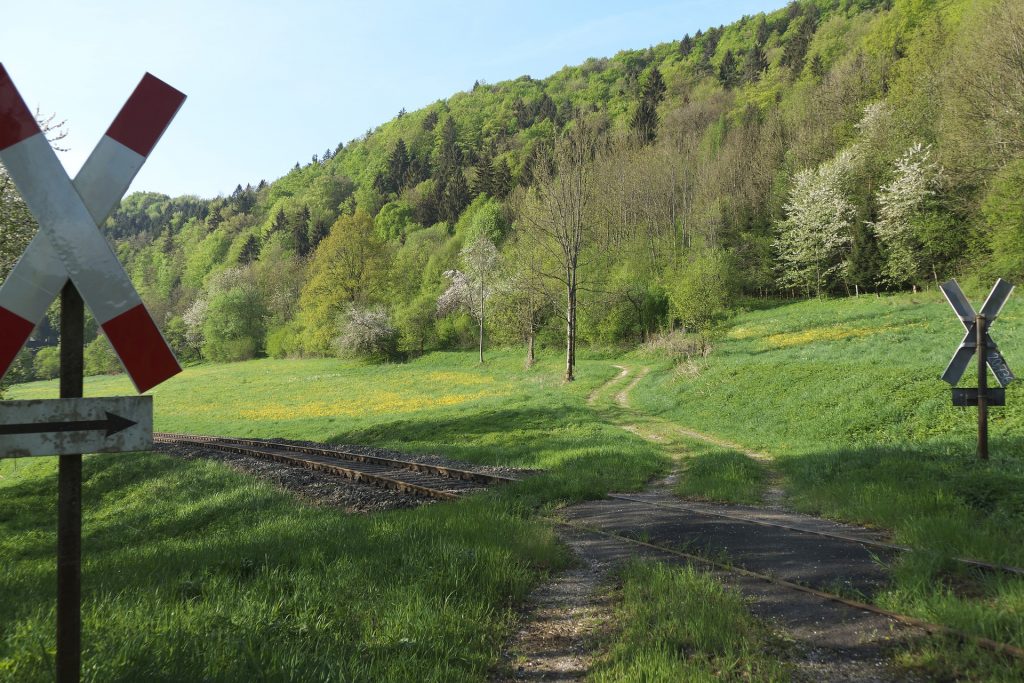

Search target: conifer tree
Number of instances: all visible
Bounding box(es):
[809,54,826,80]
[272,207,287,234]
[847,221,883,292]
[631,67,667,144]
[719,50,740,88]
[536,93,557,122]
[387,139,410,194]
[755,15,770,46]
[310,217,330,249]
[679,34,695,58]
[492,158,513,199]
[238,234,260,265]
[442,170,470,224]
[474,153,495,197]
[744,45,768,83]
[292,206,312,257]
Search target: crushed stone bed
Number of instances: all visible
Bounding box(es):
[155,439,532,513]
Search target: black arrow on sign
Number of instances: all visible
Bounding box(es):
[0,412,137,438]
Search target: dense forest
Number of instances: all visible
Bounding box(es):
[2,0,1023,383]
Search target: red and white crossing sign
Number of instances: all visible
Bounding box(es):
[0,65,185,392]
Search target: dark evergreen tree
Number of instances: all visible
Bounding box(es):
[697,26,722,76]
[755,15,770,46]
[422,109,440,131]
[431,118,469,222]
[743,45,768,83]
[679,33,695,57]
[407,154,428,186]
[781,8,817,76]
[492,158,513,199]
[631,67,666,144]
[207,207,223,231]
[513,98,533,128]
[292,205,312,256]
[272,207,287,234]
[535,93,557,122]
[809,53,826,80]
[848,221,884,292]
[310,217,330,249]
[474,152,495,196]
[441,170,470,224]
[719,49,740,88]
[377,138,410,195]
[238,234,260,264]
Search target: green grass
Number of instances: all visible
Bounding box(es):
[1,350,667,681]
[589,560,790,682]
[671,445,769,506]
[628,289,1024,657]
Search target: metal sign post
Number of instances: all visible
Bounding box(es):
[58,283,83,682]
[940,279,1015,460]
[0,66,185,682]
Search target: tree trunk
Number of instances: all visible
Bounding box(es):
[526,297,536,368]
[565,269,576,382]
[478,276,485,364]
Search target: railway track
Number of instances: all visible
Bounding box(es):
[607,492,1024,578]
[154,433,517,501]
[556,517,1024,662]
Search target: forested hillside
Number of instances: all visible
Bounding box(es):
[3,0,1023,383]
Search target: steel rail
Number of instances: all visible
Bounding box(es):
[608,493,1024,578]
[156,432,516,487]
[555,518,1024,662]
[154,434,482,501]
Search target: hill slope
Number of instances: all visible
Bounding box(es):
[2,0,1023,381]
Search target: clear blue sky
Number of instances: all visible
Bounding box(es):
[3,1,780,199]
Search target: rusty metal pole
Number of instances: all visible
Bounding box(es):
[977,313,988,461]
[58,282,83,683]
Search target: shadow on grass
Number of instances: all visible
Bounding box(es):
[775,437,1024,564]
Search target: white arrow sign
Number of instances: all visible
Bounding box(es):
[940,278,1015,387]
[0,396,152,458]
[0,66,185,393]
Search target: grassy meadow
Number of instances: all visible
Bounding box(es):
[1,352,668,681]
[3,289,1024,679]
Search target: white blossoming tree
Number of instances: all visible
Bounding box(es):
[774,149,857,297]
[334,305,396,359]
[872,143,943,286]
[437,234,500,363]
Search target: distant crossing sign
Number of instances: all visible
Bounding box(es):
[0,65,185,393]
[940,278,1014,460]
[940,279,1015,388]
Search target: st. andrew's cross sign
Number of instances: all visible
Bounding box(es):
[0,65,184,393]
[0,65,185,683]
[940,278,1015,460]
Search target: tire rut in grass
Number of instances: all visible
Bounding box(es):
[608,363,785,507]
[492,557,614,681]
[587,365,630,405]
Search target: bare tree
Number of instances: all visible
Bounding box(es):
[519,119,599,381]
